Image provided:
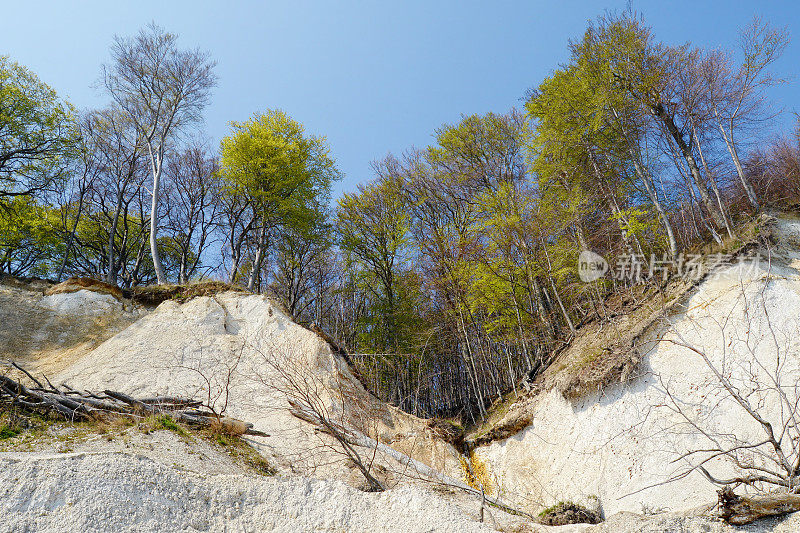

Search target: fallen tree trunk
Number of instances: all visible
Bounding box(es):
[288,400,535,520]
[718,487,800,525]
[0,362,267,437]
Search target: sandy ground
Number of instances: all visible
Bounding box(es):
[3,431,798,533]
[3,426,797,533]
[0,429,499,533]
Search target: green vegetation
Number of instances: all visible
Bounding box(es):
[0,55,78,201]
[156,415,185,435]
[205,429,276,476]
[0,423,21,440]
[218,109,341,291]
[537,501,601,526]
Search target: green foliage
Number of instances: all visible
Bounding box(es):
[157,415,180,432]
[428,111,524,185]
[610,208,663,251]
[219,109,341,233]
[337,174,414,351]
[0,423,22,440]
[0,196,63,275]
[0,55,78,198]
[337,175,410,282]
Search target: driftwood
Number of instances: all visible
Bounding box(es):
[718,486,800,525]
[0,362,267,437]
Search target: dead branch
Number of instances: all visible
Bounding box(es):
[0,364,267,437]
[718,486,800,525]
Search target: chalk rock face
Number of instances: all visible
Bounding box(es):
[475,217,800,516]
[49,291,461,483]
[0,279,141,375]
[0,445,493,533]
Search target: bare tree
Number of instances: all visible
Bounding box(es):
[706,18,789,210]
[253,344,387,491]
[268,220,332,318]
[654,267,800,523]
[55,112,102,281]
[89,107,146,285]
[162,143,219,283]
[102,23,217,284]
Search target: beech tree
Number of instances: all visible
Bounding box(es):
[569,21,681,257]
[712,18,788,210]
[336,173,410,352]
[1,11,798,428]
[0,55,77,201]
[268,211,333,319]
[102,23,217,284]
[55,112,103,281]
[218,109,340,291]
[162,143,219,283]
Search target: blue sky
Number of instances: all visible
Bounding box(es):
[2,1,797,199]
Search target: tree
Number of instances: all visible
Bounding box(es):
[569,16,685,256]
[0,196,62,276]
[85,107,147,285]
[162,143,219,283]
[218,109,340,291]
[711,18,788,211]
[269,210,333,319]
[653,275,800,524]
[55,112,103,281]
[102,23,217,284]
[336,173,411,352]
[0,55,77,201]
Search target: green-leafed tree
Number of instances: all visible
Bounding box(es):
[0,55,78,201]
[336,173,411,352]
[218,109,340,291]
[0,196,63,276]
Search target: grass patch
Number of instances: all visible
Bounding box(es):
[126,281,246,306]
[45,277,123,300]
[1,406,275,477]
[426,417,465,447]
[0,423,21,440]
[0,409,111,452]
[135,414,191,439]
[157,415,182,433]
[538,501,601,526]
[203,428,276,476]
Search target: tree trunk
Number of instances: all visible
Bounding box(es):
[692,124,734,238]
[228,234,241,285]
[541,241,575,334]
[57,186,88,282]
[715,107,759,210]
[718,487,800,525]
[148,143,167,284]
[632,155,679,258]
[652,103,726,230]
[228,214,256,285]
[178,247,188,284]
[588,148,642,255]
[106,193,124,286]
[611,105,679,257]
[247,222,269,292]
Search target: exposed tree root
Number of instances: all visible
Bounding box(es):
[718,487,800,525]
